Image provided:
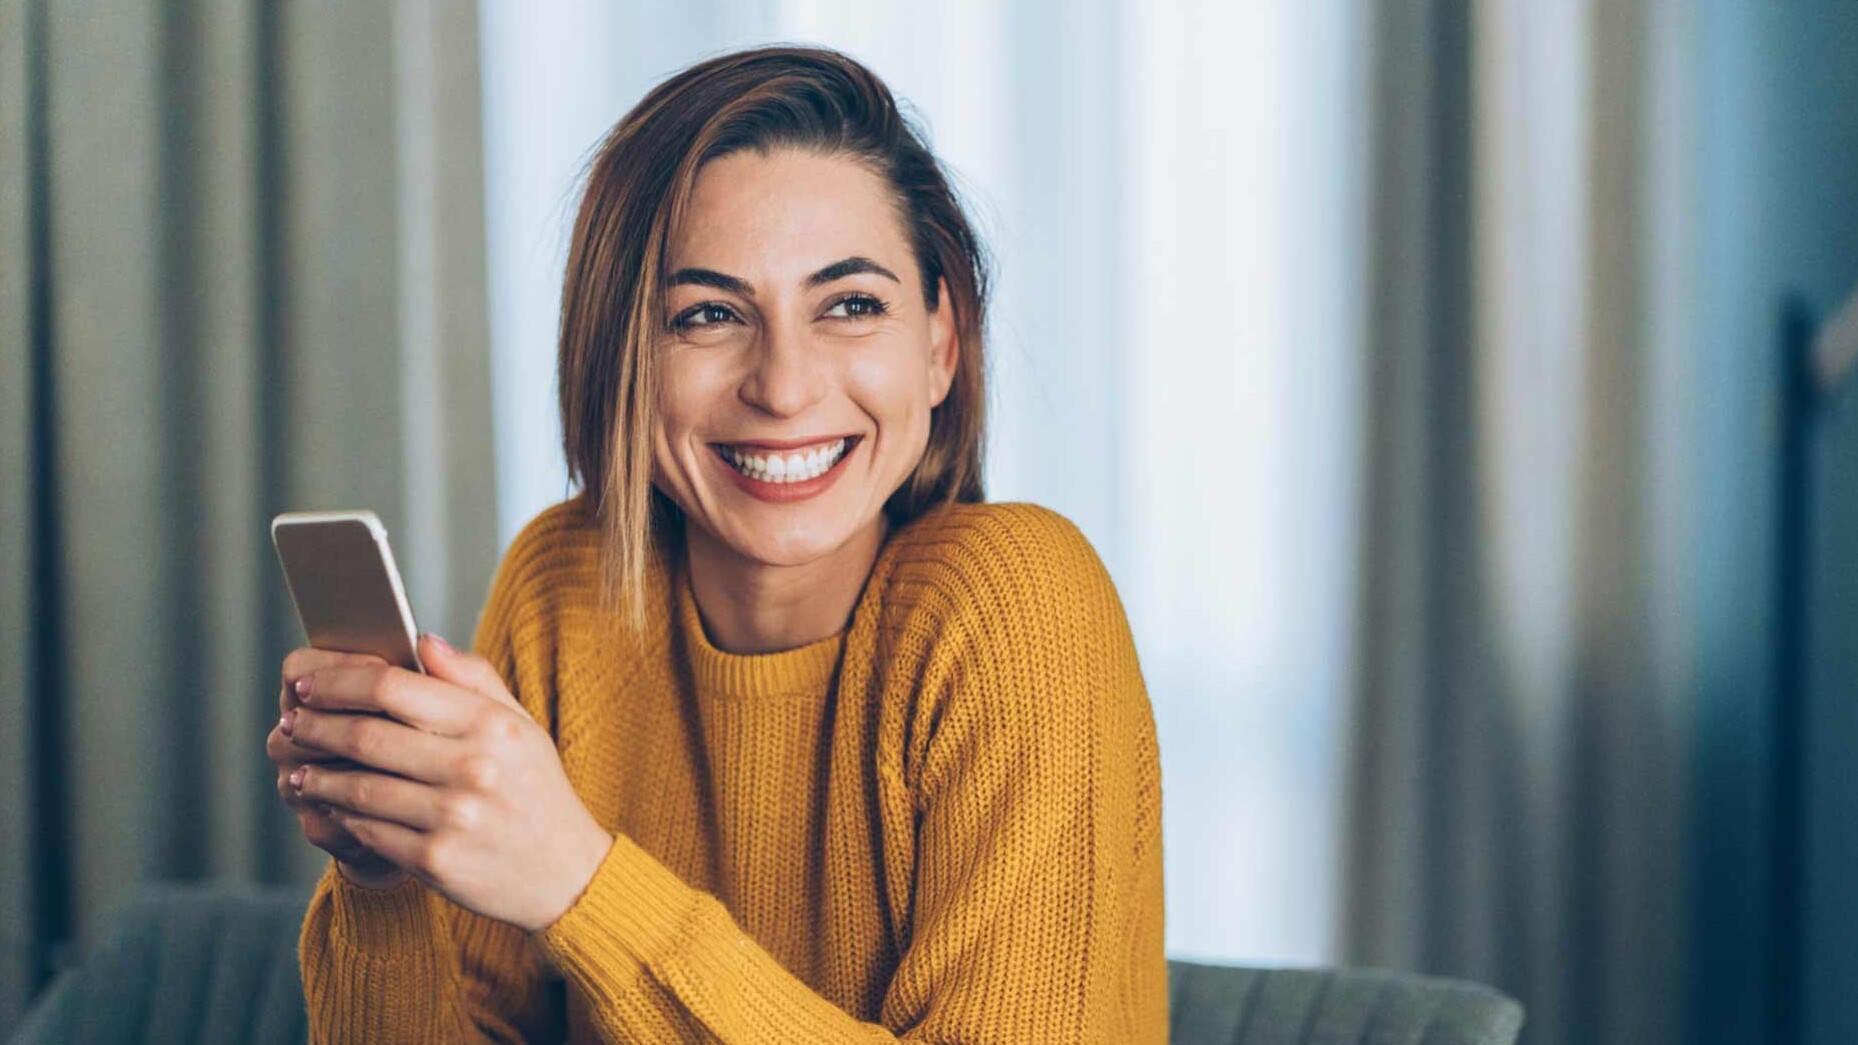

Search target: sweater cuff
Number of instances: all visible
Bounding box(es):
[323,861,437,957]
[535,832,703,981]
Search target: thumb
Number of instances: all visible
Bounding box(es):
[420,633,521,711]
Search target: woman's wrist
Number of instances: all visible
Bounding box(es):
[529,820,615,933]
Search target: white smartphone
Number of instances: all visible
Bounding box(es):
[270,509,425,673]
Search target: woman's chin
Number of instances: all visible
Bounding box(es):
[732,532,855,570]
[692,516,865,571]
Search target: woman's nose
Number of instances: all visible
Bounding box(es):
[738,322,828,417]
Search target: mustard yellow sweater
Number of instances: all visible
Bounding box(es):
[299,498,1167,1043]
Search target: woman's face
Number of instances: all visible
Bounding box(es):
[650,147,958,571]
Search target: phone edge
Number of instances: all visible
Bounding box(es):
[269,509,425,674]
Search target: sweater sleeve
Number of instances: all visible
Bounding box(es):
[298,864,564,1043]
[528,505,1168,1043]
[298,514,568,1044]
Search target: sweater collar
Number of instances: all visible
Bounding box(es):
[674,556,850,700]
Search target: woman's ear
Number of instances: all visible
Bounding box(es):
[927,277,959,408]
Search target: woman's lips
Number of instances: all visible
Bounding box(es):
[711,435,860,504]
[717,433,858,452]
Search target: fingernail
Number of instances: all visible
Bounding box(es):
[293,675,312,699]
[426,633,454,654]
[281,708,297,736]
[288,766,305,789]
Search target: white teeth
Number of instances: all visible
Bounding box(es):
[722,437,850,484]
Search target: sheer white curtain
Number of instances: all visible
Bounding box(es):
[478,0,1363,965]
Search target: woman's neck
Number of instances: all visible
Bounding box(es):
[682,516,888,655]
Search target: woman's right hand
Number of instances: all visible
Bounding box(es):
[268,658,411,890]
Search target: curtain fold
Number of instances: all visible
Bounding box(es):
[1340,3,1695,1045]
[0,0,497,1031]
[0,0,44,1028]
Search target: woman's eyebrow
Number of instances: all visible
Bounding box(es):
[806,256,900,287]
[667,257,900,297]
[668,268,753,296]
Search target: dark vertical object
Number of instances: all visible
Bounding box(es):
[1773,295,1818,1045]
[1420,0,1484,978]
[253,0,293,882]
[160,0,208,881]
[23,0,71,993]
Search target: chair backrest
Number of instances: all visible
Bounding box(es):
[7,883,309,1045]
[1167,960,1524,1045]
[9,884,1522,1045]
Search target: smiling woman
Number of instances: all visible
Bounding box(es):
[277,45,1166,1044]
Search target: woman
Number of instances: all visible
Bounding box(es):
[268,45,1165,1043]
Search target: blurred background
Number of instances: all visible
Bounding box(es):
[3,1,1857,1043]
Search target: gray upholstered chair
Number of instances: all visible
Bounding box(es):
[1167,959,1523,1045]
[9,883,1523,1045]
[8,884,309,1045]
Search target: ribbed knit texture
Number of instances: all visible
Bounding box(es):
[299,498,1167,1043]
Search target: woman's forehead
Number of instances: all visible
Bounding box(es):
[667,149,915,285]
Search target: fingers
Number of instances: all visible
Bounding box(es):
[274,754,361,810]
[266,720,356,768]
[285,706,464,785]
[294,763,446,832]
[326,809,427,874]
[420,634,523,713]
[282,647,385,691]
[295,661,485,737]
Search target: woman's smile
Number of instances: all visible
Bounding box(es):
[709,434,863,503]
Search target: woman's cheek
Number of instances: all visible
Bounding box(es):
[650,358,710,505]
[848,341,932,429]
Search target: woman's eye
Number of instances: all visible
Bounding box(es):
[823,294,888,320]
[671,303,739,332]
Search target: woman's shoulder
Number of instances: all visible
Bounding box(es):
[890,499,1103,569]
[478,494,608,625]
[506,493,601,557]
[881,501,1120,620]
[872,503,1145,773]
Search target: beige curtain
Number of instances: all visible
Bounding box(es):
[0,0,497,1030]
[1340,3,1696,1045]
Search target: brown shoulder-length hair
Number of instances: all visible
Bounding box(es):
[558,45,990,624]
